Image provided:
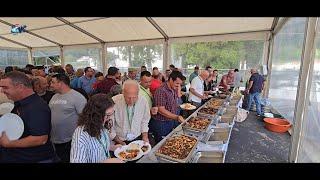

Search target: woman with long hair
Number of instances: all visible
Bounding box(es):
[70,93,123,163]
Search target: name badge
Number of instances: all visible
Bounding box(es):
[126,133,136,141]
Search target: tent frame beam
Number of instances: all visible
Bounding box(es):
[0,35,31,48]
[31,30,269,50]
[271,17,280,32]
[55,17,105,43]
[170,29,270,39]
[273,18,289,35]
[146,17,169,40]
[0,19,62,46]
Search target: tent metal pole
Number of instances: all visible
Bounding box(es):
[28,48,33,65]
[163,39,169,71]
[289,17,317,162]
[265,33,275,98]
[101,43,107,75]
[261,33,271,97]
[60,46,64,67]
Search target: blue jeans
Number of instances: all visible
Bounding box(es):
[149,119,180,144]
[247,92,262,115]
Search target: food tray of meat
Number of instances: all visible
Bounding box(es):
[155,134,198,163]
[182,116,212,133]
[207,99,225,107]
[198,106,220,119]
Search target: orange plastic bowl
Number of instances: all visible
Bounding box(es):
[263,118,291,133]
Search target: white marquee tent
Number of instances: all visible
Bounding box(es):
[0,17,319,162]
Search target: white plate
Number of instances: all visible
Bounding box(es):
[0,103,14,115]
[114,145,144,161]
[129,140,152,155]
[180,103,196,110]
[207,95,213,98]
[0,113,24,140]
[264,113,274,118]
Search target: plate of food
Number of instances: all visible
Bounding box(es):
[129,140,152,155]
[180,103,196,110]
[114,144,144,161]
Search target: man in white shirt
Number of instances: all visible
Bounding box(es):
[111,80,150,145]
[234,68,243,89]
[188,70,210,108]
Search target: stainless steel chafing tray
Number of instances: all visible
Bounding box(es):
[155,134,199,163]
[191,151,225,163]
[181,115,213,134]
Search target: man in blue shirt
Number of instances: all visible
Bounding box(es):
[0,71,56,163]
[78,67,96,95]
[245,68,265,116]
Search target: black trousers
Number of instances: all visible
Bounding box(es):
[54,141,71,163]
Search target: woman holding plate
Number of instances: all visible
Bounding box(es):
[70,93,123,163]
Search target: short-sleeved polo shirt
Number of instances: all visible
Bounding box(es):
[1,93,55,163]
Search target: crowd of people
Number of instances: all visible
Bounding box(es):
[0,63,264,163]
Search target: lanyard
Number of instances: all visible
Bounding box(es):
[97,130,110,158]
[140,86,153,100]
[126,104,136,131]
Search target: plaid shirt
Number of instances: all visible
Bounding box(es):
[96,78,118,94]
[153,83,178,121]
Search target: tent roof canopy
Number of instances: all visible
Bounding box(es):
[0,17,275,49]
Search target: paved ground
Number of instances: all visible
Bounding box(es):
[225,112,291,163]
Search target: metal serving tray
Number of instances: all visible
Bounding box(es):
[155,134,199,163]
[197,107,219,119]
[203,125,231,144]
[191,151,225,163]
[182,115,214,134]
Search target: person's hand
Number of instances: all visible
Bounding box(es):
[116,140,126,146]
[0,132,10,148]
[142,136,149,144]
[102,158,124,163]
[201,95,208,100]
[151,107,158,115]
[110,144,123,151]
[176,115,185,123]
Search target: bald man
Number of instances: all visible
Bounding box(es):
[189,70,210,108]
[245,68,265,116]
[111,80,151,145]
[32,76,55,104]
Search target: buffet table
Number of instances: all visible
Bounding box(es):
[137,92,243,163]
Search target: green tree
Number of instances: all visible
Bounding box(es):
[107,50,119,67]
[118,45,162,68]
[172,41,245,69]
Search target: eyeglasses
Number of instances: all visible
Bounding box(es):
[105,110,115,119]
